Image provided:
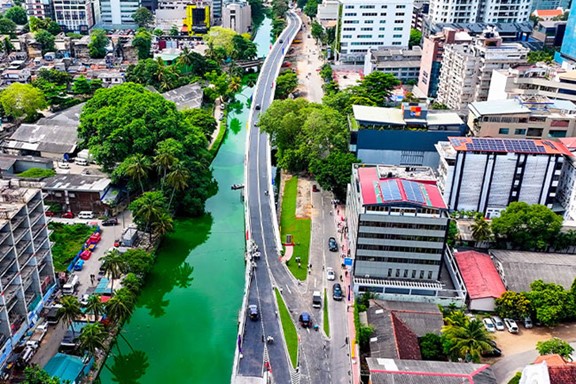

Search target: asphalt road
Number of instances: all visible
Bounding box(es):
[237,10,302,384]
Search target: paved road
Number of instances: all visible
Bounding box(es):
[237,10,301,384]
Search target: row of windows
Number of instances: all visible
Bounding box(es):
[498,127,567,138]
[358,233,443,242]
[359,221,447,231]
[365,206,440,215]
[357,244,443,254]
[357,256,441,265]
[345,4,405,9]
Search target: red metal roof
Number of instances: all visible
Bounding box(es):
[559,137,576,151]
[454,251,506,300]
[534,9,564,17]
[357,167,446,209]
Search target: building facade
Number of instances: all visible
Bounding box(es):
[337,0,414,63]
[555,0,576,69]
[25,0,53,19]
[436,29,529,113]
[468,96,576,139]
[436,137,570,217]
[317,0,340,21]
[97,0,139,27]
[428,0,531,24]
[0,185,56,369]
[183,4,210,35]
[363,46,421,81]
[53,0,94,32]
[222,0,251,34]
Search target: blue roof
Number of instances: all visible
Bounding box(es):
[94,277,112,294]
[44,353,89,383]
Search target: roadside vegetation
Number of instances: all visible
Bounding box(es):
[275,288,298,367]
[323,288,330,337]
[17,168,55,179]
[280,176,311,281]
[48,222,95,272]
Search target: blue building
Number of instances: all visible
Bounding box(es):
[350,104,467,169]
[555,0,576,68]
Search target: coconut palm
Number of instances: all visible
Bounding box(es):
[84,294,104,323]
[100,249,127,294]
[152,212,174,240]
[106,288,135,326]
[78,322,107,357]
[154,148,177,189]
[124,154,151,194]
[442,318,493,362]
[58,295,82,336]
[165,162,190,209]
[471,214,492,243]
[228,76,242,94]
[177,47,195,74]
[131,192,168,241]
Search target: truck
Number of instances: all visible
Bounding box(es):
[312,291,322,308]
[26,321,48,349]
[62,274,79,295]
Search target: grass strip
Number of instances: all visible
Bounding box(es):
[323,288,330,337]
[274,288,298,368]
[209,109,228,158]
[280,176,311,280]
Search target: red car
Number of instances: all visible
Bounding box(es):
[61,212,74,218]
[45,211,55,217]
[80,250,92,260]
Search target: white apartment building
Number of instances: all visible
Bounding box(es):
[488,65,576,103]
[428,0,531,24]
[436,29,529,113]
[53,0,94,32]
[557,138,576,222]
[0,185,57,368]
[222,0,251,34]
[338,0,414,63]
[436,137,569,217]
[317,0,340,21]
[97,0,139,27]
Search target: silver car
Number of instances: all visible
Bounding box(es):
[483,318,496,333]
[491,316,505,331]
[504,318,519,333]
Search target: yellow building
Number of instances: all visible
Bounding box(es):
[183,4,210,35]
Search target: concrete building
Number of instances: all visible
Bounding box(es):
[436,29,529,113]
[417,27,472,98]
[531,20,567,48]
[337,0,414,63]
[428,0,530,24]
[0,184,57,369]
[363,46,421,82]
[555,0,576,69]
[436,137,570,217]
[161,83,203,110]
[347,164,467,304]
[317,0,340,21]
[532,8,566,19]
[556,137,576,222]
[212,0,222,20]
[468,96,576,139]
[25,0,53,19]
[183,3,210,35]
[488,65,576,103]
[53,0,94,32]
[222,0,251,34]
[425,21,533,41]
[155,0,188,27]
[97,0,139,28]
[412,2,429,31]
[350,104,466,168]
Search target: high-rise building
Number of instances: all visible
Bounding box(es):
[555,0,576,69]
[436,137,570,217]
[211,0,222,20]
[337,0,414,63]
[428,0,531,24]
[25,0,54,19]
[222,0,251,34]
[0,184,57,368]
[347,164,466,301]
[97,0,139,27]
[183,3,210,35]
[436,29,529,113]
[53,0,94,32]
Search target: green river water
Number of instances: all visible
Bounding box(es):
[98,18,273,384]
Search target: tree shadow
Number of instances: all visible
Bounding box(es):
[107,349,150,384]
[229,118,242,135]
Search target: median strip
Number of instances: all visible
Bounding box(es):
[323,288,330,337]
[274,288,298,368]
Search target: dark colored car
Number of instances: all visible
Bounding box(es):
[333,283,343,301]
[102,218,118,226]
[249,304,259,321]
[279,39,284,43]
[255,104,261,110]
[481,340,502,357]
[299,312,311,328]
[328,237,338,252]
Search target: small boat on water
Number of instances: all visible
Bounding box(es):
[231,184,245,190]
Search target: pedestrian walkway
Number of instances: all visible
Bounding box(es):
[209,99,224,149]
[281,244,294,262]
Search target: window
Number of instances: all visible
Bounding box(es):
[381,5,387,8]
[392,42,402,45]
[343,27,355,31]
[403,269,408,278]
[420,270,424,279]
[365,20,374,23]
[394,20,404,23]
[358,35,371,38]
[378,34,385,38]
[344,20,360,23]
[428,271,433,279]
[388,268,392,277]
[343,35,352,38]
[380,20,386,23]
[360,4,375,8]
[393,34,402,38]
[344,12,357,16]
[411,270,416,278]
[396,4,406,8]
[514,128,526,135]
[380,12,387,16]
[527,127,544,137]
[363,12,377,16]
[395,12,405,16]
[345,5,354,8]
[395,269,400,277]
[393,26,403,30]
[361,27,373,30]
[498,128,509,134]
[379,27,385,30]
[549,130,567,138]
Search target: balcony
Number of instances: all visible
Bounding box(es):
[15,240,31,257]
[10,216,26,229]
[28,198,42,212]
[18,252,33,268]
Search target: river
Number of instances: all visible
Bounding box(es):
[98,17,273,384]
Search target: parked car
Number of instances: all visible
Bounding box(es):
[504,318,519,333]
[328,237,338,252]
[61,211,74,218]
[299,312,311,328]
[332,283,343,301]
[80,294,89,306]
[279,39,284,43]
[248,304,259,321]
[45,211,55,217]
[481,340,502,357]
[524,316,533,329]
[102,218,118,226]
[483,318,496,333]
[326,267,335,281]
[255,104,261,110]
[491,316,505,331]
[58,161,70,169]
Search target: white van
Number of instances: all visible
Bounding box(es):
[78,211,94,219]
[62,275,79,295]
[75,158,88,166]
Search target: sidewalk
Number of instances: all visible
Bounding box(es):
[209,99,224,149]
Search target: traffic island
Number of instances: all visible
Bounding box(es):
[274,288,298,368]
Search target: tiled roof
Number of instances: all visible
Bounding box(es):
[532,354,576,384]
[391,314,421,360]
[534,9,564,17]
[455,251,506,300]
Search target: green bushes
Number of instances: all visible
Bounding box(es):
[17,168,56,179]
[48,222,95,272]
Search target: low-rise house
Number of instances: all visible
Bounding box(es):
[71,36,91,60]
[1,68,31,84]
[363,47,422,82]
[96,72,125,86]
[532,8,565,21]
[161,83,203,110]
[521,354,576,384]
[0,154,53,175]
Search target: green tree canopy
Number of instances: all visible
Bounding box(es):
[272,0,288,17]
[0,17,16,35]
[442,317,493,362]
[132,29,152,60]
[310,151,359,199]
[182,108,217,139]
[409,28,422,48]
[495,291,531,319]
[204,26,238,58]
[536,338,574,360]
[0,83,47,119]
[303,0,318,17]
[169,25,179,36]
[132,7,153,28]
[231,34,257,60]
[5,6,28,24]
[526,280,574,326]
[419,333,446,361]
[527,49,555,64]
[275,70,298,99]
[491,202,562,250]
[311,21,325,42]
[23,365,61,384]
[89,28,109,58]
[350,71,401,106]
[35,29,55,53]
[37,68,72,85]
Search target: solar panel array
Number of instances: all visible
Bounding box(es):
[450,137,549,154]
[401,180,428,205]
[380,180,402,201]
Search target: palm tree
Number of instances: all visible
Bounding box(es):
[100,249,127,294]
[58,295,82,336]
[124,154,151,194]
[106,289,135,326]
[154,149,177,189]
[442,318,493,362]
[84,294,104,323]
[228,76,242,94]
[177,47,195,74]
[152,212,174,240]
[471,214,492,244]
[132,192,167,241]
[165,162,190,209]
[78,322,106,357]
